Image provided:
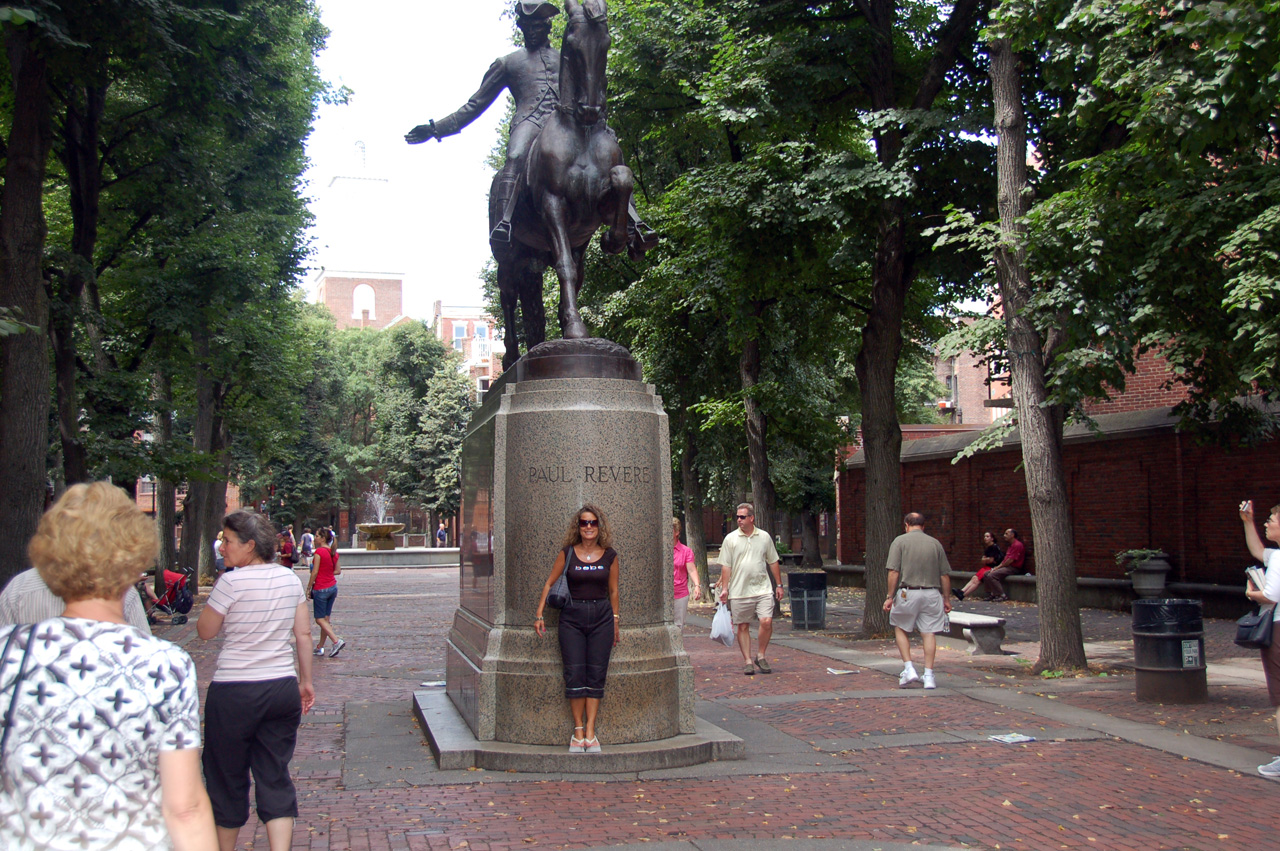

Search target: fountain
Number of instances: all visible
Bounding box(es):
[357,482,404,551]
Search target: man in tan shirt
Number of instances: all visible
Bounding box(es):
[881,512,952,689]
[717,503,783,675]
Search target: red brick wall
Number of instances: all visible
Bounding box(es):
[1082,351,1189,416]
[837,429,1279,584]
[317,276,403,331]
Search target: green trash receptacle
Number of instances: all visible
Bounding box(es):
[788,571,827,630]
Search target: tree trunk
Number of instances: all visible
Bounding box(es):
[153,370,177,592]
[0,32,52,587]
[855,200,908,637]
[740,334,776,537]
[679,421,708,601]
[800,510,822,568]
[181,329,225,583]
[51,83,108,487]
[989,39,1086,670]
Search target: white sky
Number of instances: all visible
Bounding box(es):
[302,0,517,317]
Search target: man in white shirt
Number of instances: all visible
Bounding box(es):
[0,566,151,631]
[717,503,783,676]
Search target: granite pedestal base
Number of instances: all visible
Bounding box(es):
[414,689,743,773]
[446,339,697,747]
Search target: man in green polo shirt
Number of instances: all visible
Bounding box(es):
[881,512,952,689]
[717,503,783,675]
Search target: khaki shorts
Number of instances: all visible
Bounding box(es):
[730,593,774,625]
[888,588,949,634]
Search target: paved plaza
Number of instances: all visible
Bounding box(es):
[160,569,1279,851]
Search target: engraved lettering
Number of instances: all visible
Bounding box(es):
[530,466,575,483]
[583,466,596,483]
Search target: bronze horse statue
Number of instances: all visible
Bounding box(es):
[492,0,646,368]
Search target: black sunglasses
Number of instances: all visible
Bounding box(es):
[579,518,599,528]
[735,514,751,520]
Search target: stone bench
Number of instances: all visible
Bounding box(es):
[947,611,1007,655]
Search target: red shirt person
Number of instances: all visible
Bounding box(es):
[981,528,1028,602]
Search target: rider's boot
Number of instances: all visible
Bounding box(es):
[626,200,659,258]
[489,174,521,243]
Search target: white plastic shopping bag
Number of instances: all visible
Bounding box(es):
[710,603,735,647]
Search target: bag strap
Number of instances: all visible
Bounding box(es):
[0,624,38,761]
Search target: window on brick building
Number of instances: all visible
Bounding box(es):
[352,284,376,320]
[453,324,467,351]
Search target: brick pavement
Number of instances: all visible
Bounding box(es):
[154,570,1280,851]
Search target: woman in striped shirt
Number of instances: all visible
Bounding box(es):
[197,510,314,851]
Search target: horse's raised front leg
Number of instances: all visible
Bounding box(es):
[599,164,633,256]
[542,193,590,339]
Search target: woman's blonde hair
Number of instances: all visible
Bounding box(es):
[29,482,159,603]
[560,504,612,550]
[672,516,682,535]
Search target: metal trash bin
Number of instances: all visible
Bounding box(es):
[788,571,827,630]
[1132,598,1207,704]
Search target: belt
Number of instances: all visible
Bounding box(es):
[900,585,938,590]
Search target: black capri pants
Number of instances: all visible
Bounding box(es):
[558,597,614,699]
[202,677,302,828]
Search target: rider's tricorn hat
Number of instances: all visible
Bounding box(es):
[516,0,560,18]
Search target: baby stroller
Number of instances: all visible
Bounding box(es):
[141,567,195,626]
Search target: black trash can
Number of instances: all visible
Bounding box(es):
[788,571,827,630]
[1132,598,1207,704]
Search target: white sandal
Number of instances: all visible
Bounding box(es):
[569,726,587,754]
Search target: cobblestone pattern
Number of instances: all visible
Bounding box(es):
[736,695,1072,739]
[154,570,1278,851]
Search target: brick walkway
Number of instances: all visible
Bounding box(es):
[157,570,1278,851]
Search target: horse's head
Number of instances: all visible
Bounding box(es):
[560,0,610,125]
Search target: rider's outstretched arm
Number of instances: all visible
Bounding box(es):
[425,59,511,140]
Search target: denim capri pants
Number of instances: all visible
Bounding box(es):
[312,584,337,619]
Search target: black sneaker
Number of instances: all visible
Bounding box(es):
[951,588,964,601]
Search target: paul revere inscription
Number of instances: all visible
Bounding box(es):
[528,465,654,484]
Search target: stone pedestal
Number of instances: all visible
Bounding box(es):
[445,340,695,746]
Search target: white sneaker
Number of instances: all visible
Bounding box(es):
[1259,756,1280,777]
[313,647,326,657]
[898,668,919,687]
[922,671,937,690]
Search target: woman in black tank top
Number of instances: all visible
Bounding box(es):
[534,504,621,754]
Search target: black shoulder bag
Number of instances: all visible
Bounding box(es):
[546,547,573,610]
[1235,605,1275,650]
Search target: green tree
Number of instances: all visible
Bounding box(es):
[416,363,474,519]
[374,321,453,512]
[592,2,993,630]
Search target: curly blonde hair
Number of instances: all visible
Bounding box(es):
[29,482,159,603]
[559,504,612,550]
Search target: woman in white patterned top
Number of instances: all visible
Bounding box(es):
[0,482,216,851]
[197,510,314,851]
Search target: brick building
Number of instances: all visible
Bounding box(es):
[935,343,1011,425]
[314,270,410,331]
[431,301,504,397]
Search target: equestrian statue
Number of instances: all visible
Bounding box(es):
[406,0,656,369]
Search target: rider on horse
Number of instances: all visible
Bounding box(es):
[406,0,656,254]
